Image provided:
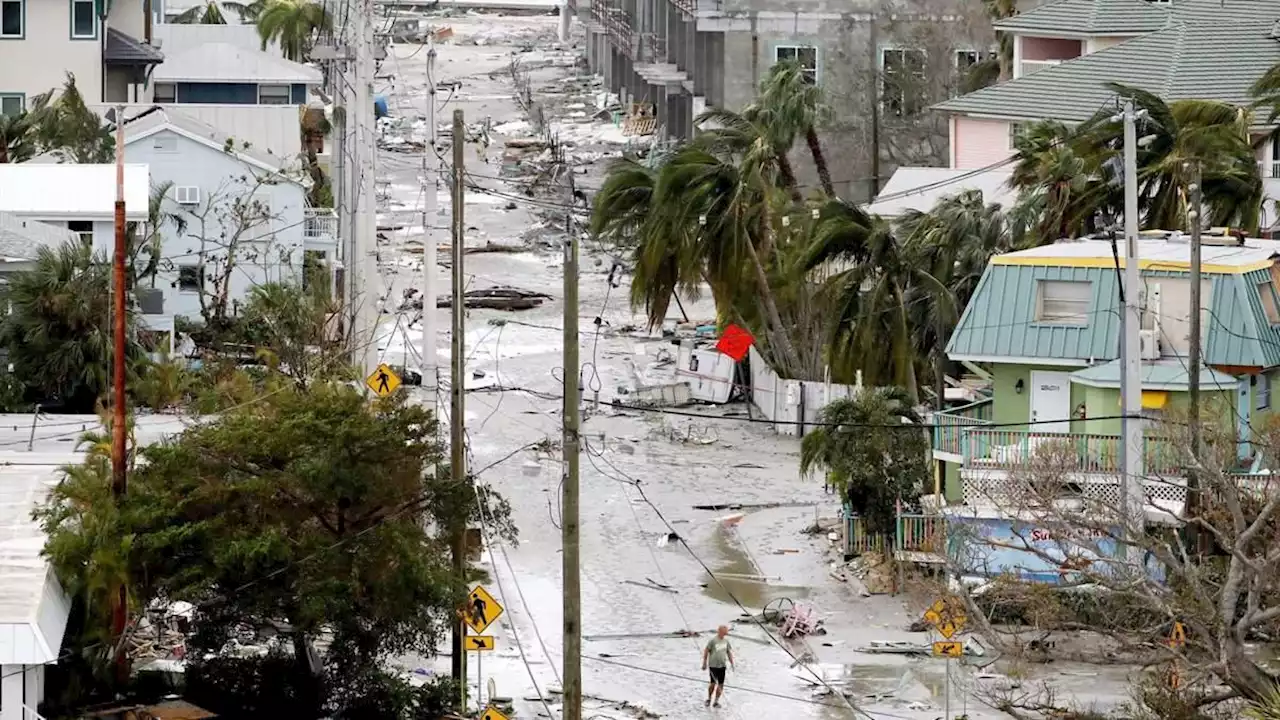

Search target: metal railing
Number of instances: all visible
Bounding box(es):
[960,427,1183,476]
[1018,59,1062,78]
[668,0,694,16]
[1257,160,1280,179]
[931,397,993,456]
[304,208,337,240]
[843,506,946,557]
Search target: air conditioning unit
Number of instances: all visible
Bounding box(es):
[175,186,201,206]
[1139,329,1161,360]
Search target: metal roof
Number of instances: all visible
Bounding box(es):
[935,18,1280,130]
[104,27,164,65]
[1069,358,1241,390]
[0,213,78,261]
[152,22,281,55]
[992,0,1170,37]
[0,164,150,220]
[154,42,322,84]
[88,102,305,162]
[993,236,1280,273]
[866,167,1017,217]
[121,106,300,172]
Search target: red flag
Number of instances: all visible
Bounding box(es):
[715,324,755,362]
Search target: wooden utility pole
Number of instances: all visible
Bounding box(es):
[561,148,583,720]
[110,105,129,657]
[1186,162,1203,534]
[867,19,880,201]
[449,108,468,709]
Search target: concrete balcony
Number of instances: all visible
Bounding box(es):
[304,208,338,246]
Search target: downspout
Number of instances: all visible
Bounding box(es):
[144,0,152,43]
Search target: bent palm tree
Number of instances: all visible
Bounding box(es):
[759,60,834,196]
[0,109,36,164]
[257,0,331,62]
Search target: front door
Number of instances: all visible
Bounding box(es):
[1029,371,1072,434]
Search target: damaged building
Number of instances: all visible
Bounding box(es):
[581,0,1000,201]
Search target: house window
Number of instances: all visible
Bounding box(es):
[178,265,203,292]
[0,93,21,117]
[258,84,291,105]
[67,221,93,246]
[1009,122,1024,149]
[881,48,927,116]
[1260,281,1280,324]
[1035,280,1091,325]
[154,83,176,103]
[1257,373,1272,410]
[774,45,818,84]
[70,0,96,38]
[0,0,21,37]
[955,50,992,71]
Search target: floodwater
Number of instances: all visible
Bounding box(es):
[369,12,1145,720]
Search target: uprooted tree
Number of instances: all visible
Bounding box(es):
[927,405,1280,716]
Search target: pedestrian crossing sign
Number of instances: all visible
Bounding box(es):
[465,585,504,634]
[480,707,510,720]
[366,363,402,397]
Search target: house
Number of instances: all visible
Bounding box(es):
[151,39,322,105]
[0,213,79,274]
[88,102,310,164]
[0,163,150,254]
[871,0,1280,219]
[932,232,1280,508]
[582,0,998,200]
[118,106,337,322]
[0,0,163,112]
[0,414,184,720]
[865,167,1016,218]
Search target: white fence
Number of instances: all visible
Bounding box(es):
[747,346,857,437]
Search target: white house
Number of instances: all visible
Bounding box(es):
[120,106,337,322]
[0,164,150,254]
[0,415,185,720]
[0,0,162,112]
[0,214,79,274]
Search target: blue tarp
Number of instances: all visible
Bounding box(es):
[374,96,389,119]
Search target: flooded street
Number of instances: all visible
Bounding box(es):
[362,12,1137,719]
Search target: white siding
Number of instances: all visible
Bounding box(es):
[126,127,311,321]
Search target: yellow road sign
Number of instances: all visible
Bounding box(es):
[932,641,964,658]
[366,363,402,397]
[936,621,960,639]
[480,706,510,720]
[1170,622,1186,648]
[465,585,504,634]
[923,597,967,639]
[467,635,496,651]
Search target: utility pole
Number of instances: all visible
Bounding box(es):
[561,148,583,720]
[421,34,439,408]
[349,0,380,376]
[558,0,571,42]
[110,104,129,668]
[449,108,469,710]
[867,19,880,201]
[1120,99,1146,566]
[1186,161,1203,540]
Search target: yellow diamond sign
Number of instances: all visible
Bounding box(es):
[366,363,402,397]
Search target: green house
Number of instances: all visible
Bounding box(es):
[933,232,1280,507]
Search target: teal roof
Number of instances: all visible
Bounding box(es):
[1069,359,1241,390]
[946,264,1120,362]
[947,264,1280,369]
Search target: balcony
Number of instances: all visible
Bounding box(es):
[1258,160,1280,178]
[304,208,338,244]
[931,397,992,459]
[1017,59,1061,78]
[960,427,1183,477]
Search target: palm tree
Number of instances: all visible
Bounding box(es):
[171,0,229,23]
[799,386,928,534]
[0,242,140,411]
[1080,84,1262,232]
[1008,119,1105,242]
[31,74,114,163]
[0,108,37,164]
[129,181,188,287]
[758,59,834,197]
[256,0,331,62]
[697,104,804,204]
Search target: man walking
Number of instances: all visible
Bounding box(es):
[701,625,735,707]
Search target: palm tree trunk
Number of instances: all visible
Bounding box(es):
[805,128,835,197]
[743,231,803,377]
[776,152,802,204]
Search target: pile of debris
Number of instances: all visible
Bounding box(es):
[846,552,896,595]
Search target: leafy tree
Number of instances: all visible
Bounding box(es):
[0,108,37,163]
[40,385,515,686]
[234,281,345,388]
[799,387,928,535]
[256,0,331,62]
[0,242,142,411]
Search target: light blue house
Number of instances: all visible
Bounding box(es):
[119,106,337,323]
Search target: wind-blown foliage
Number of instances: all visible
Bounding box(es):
[256,0,331,62]
[799,388,928,534]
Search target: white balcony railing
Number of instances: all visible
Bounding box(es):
[1258,160,1280,179]
[1017,59,1062,78]
[304,208,337,240]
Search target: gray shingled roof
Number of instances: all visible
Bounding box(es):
[935,18,1280,130]
[104,28,164,65]
[121,106,303,174]
[993,0,1170,37]
[0,213,77,262]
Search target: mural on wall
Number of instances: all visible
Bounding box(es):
[946,516,1164,585]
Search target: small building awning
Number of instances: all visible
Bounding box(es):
[1069,358,1241,392]
[104,28,165,66]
